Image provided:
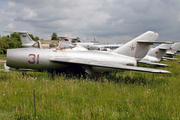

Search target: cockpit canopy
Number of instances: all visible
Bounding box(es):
[33,40,59,49]
[32,40,76,50]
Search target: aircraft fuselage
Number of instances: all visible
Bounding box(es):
[6,48,137,73]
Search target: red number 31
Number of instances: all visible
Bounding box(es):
[28,54,39,64]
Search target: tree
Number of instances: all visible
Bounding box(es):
[28,34,40,41]
[0,36,22,54]
[51,33,58,40]
[28,34,35,40]
[34,36,40,41]
[10,32,21,42]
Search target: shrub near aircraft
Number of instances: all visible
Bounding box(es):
[4,31,170,75]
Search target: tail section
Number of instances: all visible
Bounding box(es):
[113,31,159,60]
[4,31,36,47]
[148,42,172,61]
[59,37,71,43]
[156,43,172,61]
[58,37,76,47]
[167,42,180,54]
[71,37,82,43]
[18,32,36,47]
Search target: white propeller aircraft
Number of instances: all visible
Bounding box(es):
[4,31,170,75]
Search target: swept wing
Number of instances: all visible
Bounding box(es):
[49,57,170,73]
[138,60,168,67]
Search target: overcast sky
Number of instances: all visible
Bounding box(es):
[0,0,180,43]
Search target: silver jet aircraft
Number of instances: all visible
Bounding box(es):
[163,42,180,60]
[5,31,170,75]
[138,42,172,67]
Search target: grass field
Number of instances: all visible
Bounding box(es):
[0,54,180,119]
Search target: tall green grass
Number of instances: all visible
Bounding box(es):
[0,54,180,119]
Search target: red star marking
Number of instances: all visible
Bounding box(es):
[130,43,135,51]
[155,51,158,54]
[64,39,69,41]
[170,47,172,50]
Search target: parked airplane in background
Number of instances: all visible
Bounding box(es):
[60,36,122,50]
[163,42,180,60]
[73,41,122,51]
[4,31,170,75]
[18,31,36,47]
[5,31,123,51]
[138,42,172,66]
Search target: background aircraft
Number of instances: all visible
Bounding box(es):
[138,42,172,66]
[163,42,180,60]
[5,31,170,75]
[5,31,122,51]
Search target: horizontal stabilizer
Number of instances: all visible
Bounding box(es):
[137,41,172,44]
[49,57,170,74]
[4,31,29,34]
[159,48,169,50]
[166,52,175,55]
[162,57,178,60]
[138,60,169,67]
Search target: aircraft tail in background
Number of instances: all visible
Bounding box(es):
[4,31,36,47]
[148,42,172,61]
[166,42,180,56]
[112,31,159,60]
[138,42,172,67]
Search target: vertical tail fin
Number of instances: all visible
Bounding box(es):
[71,37,82,43]
[113,31,159,60]
[58,37,75,47]
[4,31,36,47]
[148,43,172,61]
[167,42,180,54]
[59,37,71,43]
[18,32,36,47]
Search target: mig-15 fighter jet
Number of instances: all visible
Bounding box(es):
[163,42,180,60]
[138,42,172,67]
[4,31,170,75]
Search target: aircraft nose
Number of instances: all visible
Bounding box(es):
[6,49,15,67]
[6,49,28,68]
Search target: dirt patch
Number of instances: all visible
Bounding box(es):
[0,59,6,62]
